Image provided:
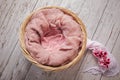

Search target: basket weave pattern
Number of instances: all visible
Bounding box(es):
[19,6,87,71]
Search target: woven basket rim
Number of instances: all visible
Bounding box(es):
[19,6,87,71]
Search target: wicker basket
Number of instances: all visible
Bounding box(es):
[19,6,87,71]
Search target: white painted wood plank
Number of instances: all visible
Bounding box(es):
[0,0,38,79]
[93,0,120,44]
[0,0,15,28]
[78,0,109,39]
[75,0,111,80]
[0,43,32,80]
[76,0,120,80]
[100,26,120,80]
[100,0,120,80]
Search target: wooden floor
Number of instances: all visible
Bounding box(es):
[0,0,120,80]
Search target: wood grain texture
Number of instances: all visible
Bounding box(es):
[0,0,38,80]
[0,0,120,80]
[75,0,110,79]
[76,0,120,80]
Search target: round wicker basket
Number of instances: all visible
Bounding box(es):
[19,6,87,71]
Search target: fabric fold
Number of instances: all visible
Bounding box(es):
[85,39,120,76]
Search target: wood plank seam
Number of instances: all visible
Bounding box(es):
[0,40,18,79]
[100,29,120,80]
[75,0,109,79]
[13,0,40,79]
[99,23,116,80]
[0,1,39,78]
[20,0,39,79]
[110,30,120,54]
[19,61,32,80]
[92,0,110,39]
[73,0,87,16]
[0,0,15,28]
[100,25,120,80]
[0,2,16,36]
[105,23,115,46]
[75,0,110,79]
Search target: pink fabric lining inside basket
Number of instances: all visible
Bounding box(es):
[24,8,83,66]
